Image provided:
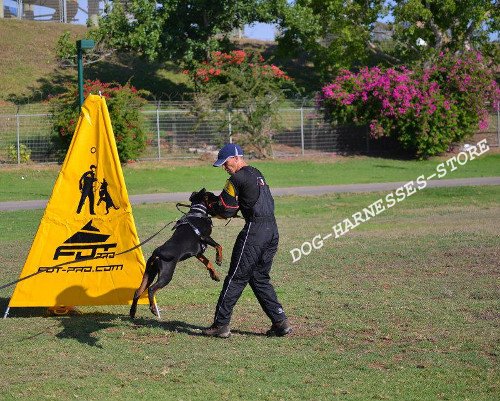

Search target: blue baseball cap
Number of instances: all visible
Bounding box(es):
[213,143,244,167]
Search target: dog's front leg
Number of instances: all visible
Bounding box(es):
[214,244,223,266]
[196,254,220,282]
[200,235,223,266]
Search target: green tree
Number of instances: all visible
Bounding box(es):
[94,0,265,64]
[84,1,498,81]
[274,0,498,77]
[186,50,295,158]
[391,0,499,65]
[55,30,111,68]
[274,0,386,79]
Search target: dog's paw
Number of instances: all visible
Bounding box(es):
[130,300,139,319]
[149,307,158,317]
[209,269,221,282]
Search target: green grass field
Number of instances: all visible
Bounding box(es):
[0,186,498,400]
[0,153,499,202]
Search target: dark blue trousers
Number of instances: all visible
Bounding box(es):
[213,221,286,325]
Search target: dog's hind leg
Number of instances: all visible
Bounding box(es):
[147,258,176,317]
[196,254,221,281]
[200,235,223,266]
[130,256,159,319]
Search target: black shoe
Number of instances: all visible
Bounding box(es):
[202,323,231,338]
[267,319,292,337]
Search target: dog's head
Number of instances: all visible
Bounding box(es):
[189,187,218,210]
[189,188,207,205]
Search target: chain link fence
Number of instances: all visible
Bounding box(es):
[137,101,371,161]
[0,101,498,164]
[2,0,99,24]
[0,103,54,164]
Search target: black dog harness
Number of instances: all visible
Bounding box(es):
[173,203,212,251]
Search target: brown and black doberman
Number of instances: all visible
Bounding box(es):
[130,188,222,319]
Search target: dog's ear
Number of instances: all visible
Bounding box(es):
[189,188,207,203]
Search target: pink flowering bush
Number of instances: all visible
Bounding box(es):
[184,50,293,158]
[319,51,499,158]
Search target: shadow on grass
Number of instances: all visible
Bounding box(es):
[131,316,204,337]
[55,313,119,348]
[0,297,48,318]
[54,315,265,347]
[372,164,408,169]
[133,316,267,337]
[1,298,266,346]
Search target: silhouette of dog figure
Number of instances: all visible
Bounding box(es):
[97,178,119,214]
[130,188,222,319]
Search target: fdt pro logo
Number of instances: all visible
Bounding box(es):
[53,220,117,261]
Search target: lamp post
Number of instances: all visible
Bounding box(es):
[77,39,95,107]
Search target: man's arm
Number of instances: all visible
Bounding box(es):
[206,179,239,219]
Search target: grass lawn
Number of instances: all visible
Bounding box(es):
[0,186,498,400]
[0,153,499,202]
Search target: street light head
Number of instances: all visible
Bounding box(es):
[77,39,95,50]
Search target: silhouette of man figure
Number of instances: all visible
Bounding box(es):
[97,178,119,214]
[77,165,97,215]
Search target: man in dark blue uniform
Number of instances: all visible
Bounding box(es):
[202,143,292,338]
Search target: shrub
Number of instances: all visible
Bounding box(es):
[50,80,148,162]
[8,143,31,163]
[318,51,499,158]
[184,50,295,158]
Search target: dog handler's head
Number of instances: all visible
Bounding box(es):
[213,143,247,175]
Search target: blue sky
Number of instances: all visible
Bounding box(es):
[243,21,498,42]
[244,22,277,41]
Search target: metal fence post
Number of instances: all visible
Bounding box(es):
[300,106,305,155]
[16,108,21,165]
[16,0,22,18]
[62,0,67,23]
[228,110,232,143]
[156,101,161,160]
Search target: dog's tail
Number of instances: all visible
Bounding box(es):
[145,254,160,280]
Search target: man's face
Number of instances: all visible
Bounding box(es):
[223,157,238,175]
